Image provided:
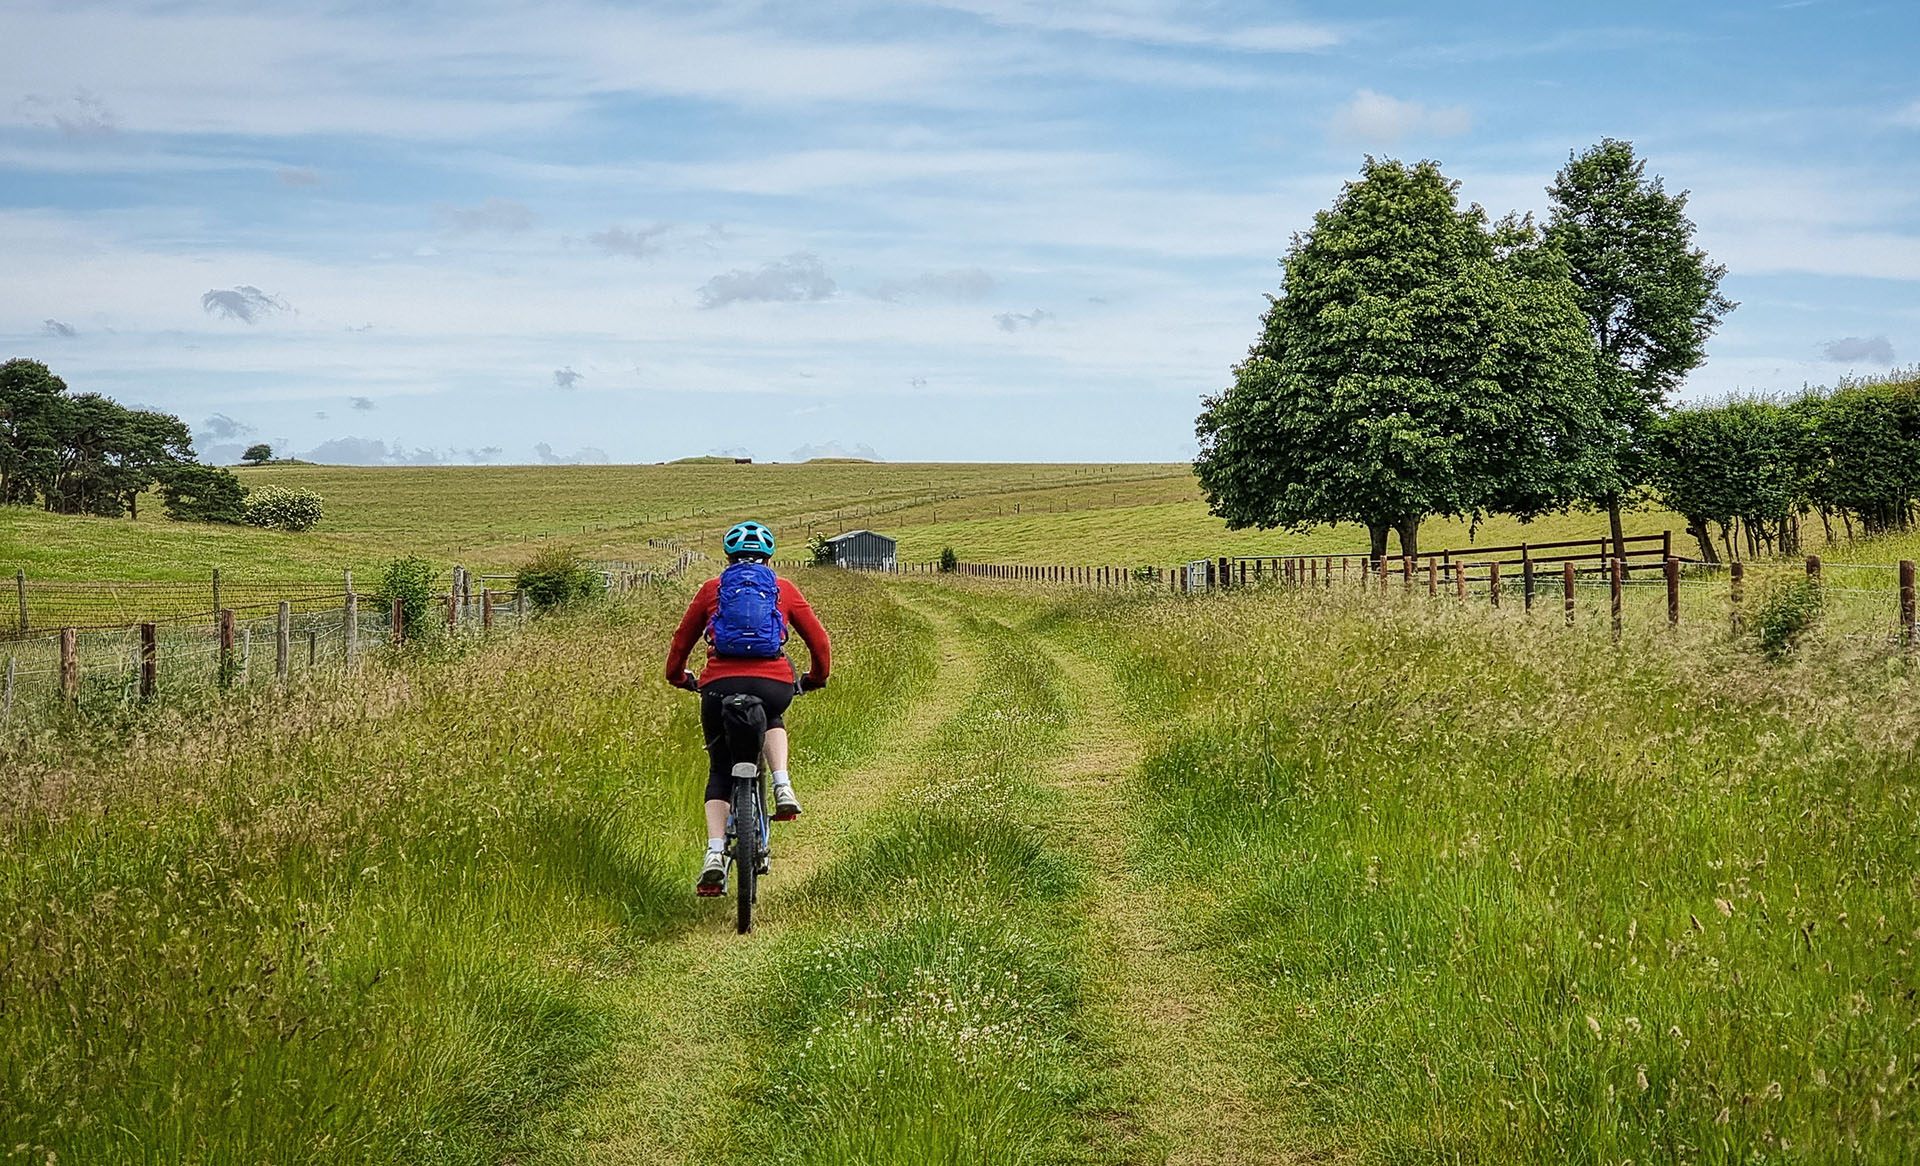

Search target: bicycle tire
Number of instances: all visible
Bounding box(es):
[733,774,759,934]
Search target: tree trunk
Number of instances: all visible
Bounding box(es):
[1690,521,1720,565]
[1819,507,1835,545]
[1367,522,1389,567]
[1608,496,1627,576]
[1394,514,1420,559]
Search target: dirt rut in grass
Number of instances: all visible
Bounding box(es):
[1036,636,1304,1166]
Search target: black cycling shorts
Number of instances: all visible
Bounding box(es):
[700,675,796,801]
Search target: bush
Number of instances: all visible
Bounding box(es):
[158,463,248,524]
[243,485,323,532]
[808,534,836,566]
[1752,575,1823,662]
[939,546,958,573]
[373,556,438,639]
[514,547,603,612]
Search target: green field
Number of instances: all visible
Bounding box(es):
[2,461,1703,586]
[3,560,1915,1162]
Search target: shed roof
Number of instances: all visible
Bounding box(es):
[824,529,893,544]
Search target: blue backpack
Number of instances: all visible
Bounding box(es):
[709,562,786,658]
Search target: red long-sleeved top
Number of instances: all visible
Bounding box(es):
[664,574,831,688]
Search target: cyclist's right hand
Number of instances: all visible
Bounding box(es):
[674,671,699,692]
[799,674,826,693]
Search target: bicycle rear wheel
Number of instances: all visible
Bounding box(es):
[733,775,759,934]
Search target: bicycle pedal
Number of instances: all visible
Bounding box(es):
[772,809,800,822]
[695,884,724,897]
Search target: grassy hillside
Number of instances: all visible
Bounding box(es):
[3,460,1702,584]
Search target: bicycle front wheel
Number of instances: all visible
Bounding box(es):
[733,775,759,934]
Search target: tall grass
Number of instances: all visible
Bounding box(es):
[0,571,929,1163]
[731,605,1101,1165]
[1068,584,1919,1161]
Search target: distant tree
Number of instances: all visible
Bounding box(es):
[1195,158,1607,562]
[242,443,273,465]
[1546,138,1735,563]
[157,462,248,524]
[1800,377,1920,537]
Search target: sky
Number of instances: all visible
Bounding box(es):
[2,0,1917,466]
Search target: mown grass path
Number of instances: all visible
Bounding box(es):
[521,595,984,1164]
[1033,633,1303,1166]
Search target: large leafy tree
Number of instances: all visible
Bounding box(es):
[1195,158,1607,561]
[0,356,217,519]
[1546,138,1735,561]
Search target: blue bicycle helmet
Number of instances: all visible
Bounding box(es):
[723,520,776,558]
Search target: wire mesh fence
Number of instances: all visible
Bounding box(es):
[0,584,540,729]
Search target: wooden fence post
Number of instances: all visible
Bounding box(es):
[1610,559,1623,642]
[14,568,25,633]
[1428,558,1437,597]
[1486,561,1501,608]
[1562,562,1575,626]
[1805,555,1822,581]
[446,592,457,634]
[308,629,316,667]
[482,589,494,632]
[1730,562,1745,635]
[1522,557,1535,612]
[1666,557,1681,625]
[60,627,78,704]
[140,622,157,697]
[392,597,406,645]
[1402,556,1413,590]
[276,601,291,684]
[219,609,236,688]
[1901,560,1916,649]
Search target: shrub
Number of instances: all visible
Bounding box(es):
[1752,575,1823,662]
[243,485,323,532]
[158,463,248,524]
[514,547,603,612]
[939,546,958,573]
[808,534,835,566]
[373,556,438,639]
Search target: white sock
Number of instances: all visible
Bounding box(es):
[771,769,792,788]
[707,837,725,852]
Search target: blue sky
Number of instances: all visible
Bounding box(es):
[3,0,1916,465]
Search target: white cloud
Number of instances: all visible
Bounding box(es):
[916,1,1341,52]
[588,223,674,259]
[869,268,995,302]
[1330,89,1473,145]
[1820,335,1895,364]
[534,442,609,464]
[16,89,117,137]
[201,285,291,323]
[699,253,836,308]
[994,308,1054,331]
[41,318,77,337]
[553,367,583,389]
[199,413,253,440]
[438,198,534,234]
[791,440,881,461]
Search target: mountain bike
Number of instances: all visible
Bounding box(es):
[706,692,775,934]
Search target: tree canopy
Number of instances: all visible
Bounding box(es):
[1194,158,1607,560]
[1546,138,1734,551]
[0,357,243,522]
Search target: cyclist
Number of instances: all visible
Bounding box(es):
[664,520,830,894]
